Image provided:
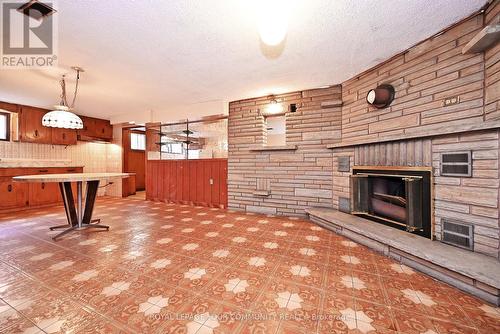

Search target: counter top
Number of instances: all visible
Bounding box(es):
[13,173,134,183]
[0,158,82,168]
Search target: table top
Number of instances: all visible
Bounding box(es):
[13,173,134,183]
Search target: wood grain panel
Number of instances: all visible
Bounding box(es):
[354,138,432,167]
[122,128,146,195]
[145,159,228,208]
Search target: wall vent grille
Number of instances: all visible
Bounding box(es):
[441,220,473,250]
[440,151,471,177]
[338,197,350,213]
[18,1,56,20]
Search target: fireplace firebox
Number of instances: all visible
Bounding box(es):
[350,167,432,238]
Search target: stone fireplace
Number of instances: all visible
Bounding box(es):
[228,3,500,304]
[350,166,432,239]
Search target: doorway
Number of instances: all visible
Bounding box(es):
[122,127,146,197]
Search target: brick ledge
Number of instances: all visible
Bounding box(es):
[327,120,500,149]
[249,145,297,151]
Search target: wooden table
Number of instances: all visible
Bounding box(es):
[13,173,133,240]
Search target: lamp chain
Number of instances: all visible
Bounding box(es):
[59,69,81,109]
[69,69,80,109]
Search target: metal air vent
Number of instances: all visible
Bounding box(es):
[338,197,350,213]
[440,151,471,177]
[441,220,473,250]
[18,0,56,20]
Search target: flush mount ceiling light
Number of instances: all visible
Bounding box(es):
[257,0,288,46]
[42,66,84,129]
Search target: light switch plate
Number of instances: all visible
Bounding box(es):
[443,96,460,107]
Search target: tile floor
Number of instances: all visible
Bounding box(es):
[0,196,499,333]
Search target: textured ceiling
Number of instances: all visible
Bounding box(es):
[0,0,486,123]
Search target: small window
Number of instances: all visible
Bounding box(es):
[265,115,286,146]
[130,132,146,150]
[0,112,9,141]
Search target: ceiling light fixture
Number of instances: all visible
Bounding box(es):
[42,66,84,129]
[257,0,288,46]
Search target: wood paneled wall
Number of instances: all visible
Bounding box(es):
[146,158,227,208]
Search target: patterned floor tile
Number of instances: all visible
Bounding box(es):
[0,196,497,333]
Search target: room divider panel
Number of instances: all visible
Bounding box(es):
[146,158,227,208]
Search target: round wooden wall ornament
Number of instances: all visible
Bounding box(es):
[366,84,395,109]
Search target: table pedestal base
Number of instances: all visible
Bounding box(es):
[51,180,109,240]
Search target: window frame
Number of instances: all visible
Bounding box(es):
[0,112,10,142]
[264,113,286,146]
[129,132,146,151]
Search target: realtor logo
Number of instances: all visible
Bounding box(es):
[1,0,58,68]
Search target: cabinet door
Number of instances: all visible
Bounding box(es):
[77,116,96,137]
[29,181,60,206]
[0,178,28,209]
[52,128,77,145]
[20,106,52,144]
[94,119,112,140]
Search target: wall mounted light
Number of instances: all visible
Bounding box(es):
[366,84,395,109]
[265,98,283,115]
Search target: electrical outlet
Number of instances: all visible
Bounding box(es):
[443,96,460,106]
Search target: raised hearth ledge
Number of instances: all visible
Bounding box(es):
[252,190,270,196]
[306,207,500,305]
[249,145,297,151]
[327,120,500,149]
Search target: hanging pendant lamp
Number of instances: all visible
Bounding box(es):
[42,66,84,129]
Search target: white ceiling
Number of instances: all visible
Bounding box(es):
[0,0,486,123]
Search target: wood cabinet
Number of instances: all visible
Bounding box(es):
[146,159,228,208]
[0,167,83,212]
[77,116,112,141]
[19,106,52,144]
[29,180,60,206]
[52,127,77,145]
[95,118,113,140]
[78,116,96,137]
[0,177,28,210]
[2,101,113,145]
